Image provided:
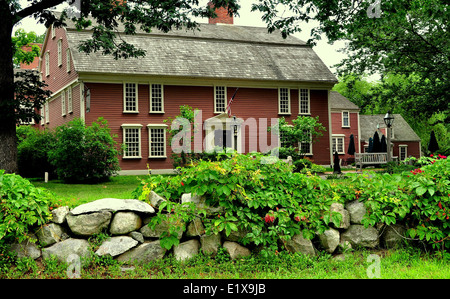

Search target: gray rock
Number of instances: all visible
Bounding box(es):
[36,223,66,247]
[42,238,91,266]
[222,223,249,242]
[148,191,167,208]
[186,218,205,237]
[70,198,154,216]
[95,236,138,257]
[66,211,112,236]
[223,241,251,260]
[341,225,379,248]
[129,231,145,243]
[318,228,340,253]
[200,233,222,256]
[116,240,166,264]
[329,202,350,229]
[174,239,200,261]
[110,212,142,235]
[285,234,316,256]
[181,193,223,214]
[51,206,70,224]
[8,235,41,260]
[346,200,367,224]
[381,224,406,249]
[140,215,184,239]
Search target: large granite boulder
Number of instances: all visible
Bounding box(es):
[66,211,112,236]
[69,198,155,215]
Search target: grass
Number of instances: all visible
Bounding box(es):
[1,247,450,279]
[32,175,149,207]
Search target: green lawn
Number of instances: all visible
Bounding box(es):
[32,175,148,207]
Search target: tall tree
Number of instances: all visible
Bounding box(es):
[0,0,240,173]
[252,0,449,115]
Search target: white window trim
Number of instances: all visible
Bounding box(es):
[45,101,49,124]
[67,87,73,114]
[278,87,291,115]
[45,52,50,77]
[149,83,165,113]
[122,124,143,159]
[51,24,55,39]
[40,105,45,125]
[299,88,311,115]
[214,85,227,114]
[399,144,408,161]
[57,39,62,66]
[123,83,139,113]
[147,124,168,158]
[19,105,35,125]
[300,130,313,155]
[332,135,346,154]
[61,91,66,116]
[342,111,350,128]
[66,48,71,73]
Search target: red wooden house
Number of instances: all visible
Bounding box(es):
[329,91,361,165]
[38,10,338,173]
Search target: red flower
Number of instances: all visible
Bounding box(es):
[430,154,434,157]
[438,202,443,209]
[295,216,300,222]
[181,182,184,186]
[264,214,275,224]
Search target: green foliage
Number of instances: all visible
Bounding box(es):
[135,152,338,253]
[0,170,53,243]
[12,28,44,67]
[16,126,56,178]
[49,117,121,183]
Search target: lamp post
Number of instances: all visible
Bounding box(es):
[383,111,395,163]
[232,115,238,152]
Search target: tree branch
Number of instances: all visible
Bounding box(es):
[14,0,65,24]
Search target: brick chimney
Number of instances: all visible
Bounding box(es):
[208,2,233,25]
[19,43,42,70]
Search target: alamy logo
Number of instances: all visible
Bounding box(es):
[367,0,382,18]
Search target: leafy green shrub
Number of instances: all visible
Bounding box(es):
[0,170,53,243]
[350,155,450,250]
[49,117,121,183]
[16,126,56,178]
[135,153,341,253]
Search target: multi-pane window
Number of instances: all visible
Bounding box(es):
[40,105,45,125]
[300,130,312,154]
[332,136,345,154]
[122,125,142,158]
[342,111,350,127]
[61,91,66,116]
[148,125,167,158]
[299,89,310,115]
[399,145,408,161]
[150,84,164,113]
[278,88,290,114]
[66,49,71,72]
[45,52,50,76]
[214,86,226,113]
[20,106,35,125]
[67,87,72,113]
[57,39,62,66]
[124,83,138,113]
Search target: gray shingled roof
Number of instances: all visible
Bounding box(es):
[64,20,337,84]
[329,91,360,110]
[360,114,421,142]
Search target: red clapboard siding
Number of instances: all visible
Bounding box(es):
[84,83,332,170]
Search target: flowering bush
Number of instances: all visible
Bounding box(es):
[351,155,450,250]
[134,152,341,252]
[135,153,449,253]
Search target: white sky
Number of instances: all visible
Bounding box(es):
[13,0,347,76]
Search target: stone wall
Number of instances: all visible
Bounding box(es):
[9,194,406,265]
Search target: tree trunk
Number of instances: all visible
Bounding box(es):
[0,4,18,173]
